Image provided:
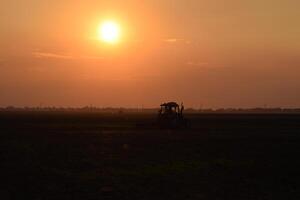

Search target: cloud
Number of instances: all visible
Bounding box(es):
[163,38,193,45]
[32,52,74,59]
[186,61,209,67]
[164,38,179,43]
[32,52,103,60]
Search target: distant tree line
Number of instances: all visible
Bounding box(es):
[1,106,300,114]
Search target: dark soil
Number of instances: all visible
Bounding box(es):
[1,112,300,199]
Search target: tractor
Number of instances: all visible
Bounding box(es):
[157,102,190,129]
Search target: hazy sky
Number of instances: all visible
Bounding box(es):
[1,0,300,108]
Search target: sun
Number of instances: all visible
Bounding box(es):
[98,21,120,44]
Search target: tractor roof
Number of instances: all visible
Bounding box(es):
[160,102,179,107]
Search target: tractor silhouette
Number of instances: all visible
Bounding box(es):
[157,102,190,129]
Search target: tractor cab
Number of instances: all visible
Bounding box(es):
[159,102,181,116]
[157,102,189,129]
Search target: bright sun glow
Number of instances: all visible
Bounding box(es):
[98,21,120,44]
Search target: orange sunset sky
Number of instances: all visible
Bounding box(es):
[1,0,300,108]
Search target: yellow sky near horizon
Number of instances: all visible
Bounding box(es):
[1,0,300,108]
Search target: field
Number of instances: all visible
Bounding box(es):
[1,112,300,199]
